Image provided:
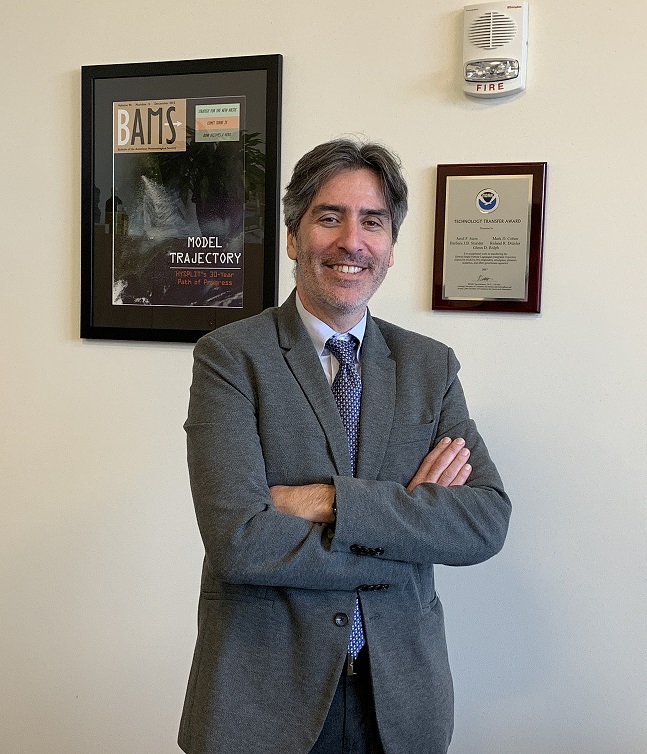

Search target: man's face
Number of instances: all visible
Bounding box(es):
[287,168,394,331]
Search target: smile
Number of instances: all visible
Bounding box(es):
[330,264,364,274]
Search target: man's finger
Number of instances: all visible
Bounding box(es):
[407,437,466,490]
[436,448,471,487]
[449,463,472,487]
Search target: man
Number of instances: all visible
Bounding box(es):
[178,139,511,754]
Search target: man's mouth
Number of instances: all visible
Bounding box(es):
[330,264,364,274]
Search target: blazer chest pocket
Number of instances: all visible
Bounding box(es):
[378,422,436,484]
[387,422,436,446]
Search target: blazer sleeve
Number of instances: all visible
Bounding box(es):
[185,334,413,591]
[330,347,511,567]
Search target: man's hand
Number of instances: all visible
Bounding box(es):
[407,437,472,491]
[270,483,336,524]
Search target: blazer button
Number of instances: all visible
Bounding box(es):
[334,613,349,627]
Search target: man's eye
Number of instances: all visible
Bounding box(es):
[364,219,382,228]
[320,216,339,224]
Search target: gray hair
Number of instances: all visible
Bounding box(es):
[283,139,408,241]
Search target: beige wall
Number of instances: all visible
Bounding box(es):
[2,1,646,752]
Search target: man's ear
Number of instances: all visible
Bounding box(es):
[287,229,298,261]
[388,244,395,268]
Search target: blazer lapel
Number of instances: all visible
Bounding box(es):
[355,313,396,481]
[277,293,352,477]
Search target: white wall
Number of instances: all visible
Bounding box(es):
[2,1,646,752]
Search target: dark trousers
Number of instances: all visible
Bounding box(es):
[309,650,385,754]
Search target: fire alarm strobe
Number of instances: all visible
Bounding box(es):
[463,1,528,98]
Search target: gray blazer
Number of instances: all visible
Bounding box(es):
[178,291,510,754]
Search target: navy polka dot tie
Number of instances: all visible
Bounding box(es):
[326,336,365,658]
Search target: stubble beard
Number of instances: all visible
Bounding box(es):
[292,240,389,306]
[292,250,390,322]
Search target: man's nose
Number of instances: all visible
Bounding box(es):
[336,220,363,252]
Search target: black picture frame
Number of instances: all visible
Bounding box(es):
[81,54,282,342]
[433,162,546,313]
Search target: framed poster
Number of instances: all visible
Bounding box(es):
[81,55,282,342]
[433,162,546,313]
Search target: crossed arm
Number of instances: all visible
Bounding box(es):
[270,436,472,524]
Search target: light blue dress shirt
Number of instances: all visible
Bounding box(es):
[295,293,367,385]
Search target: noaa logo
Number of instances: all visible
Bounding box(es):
[476,189,499,213]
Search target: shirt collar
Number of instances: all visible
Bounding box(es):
[295,292,367,358]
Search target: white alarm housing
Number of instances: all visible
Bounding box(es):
[463,1,528,98]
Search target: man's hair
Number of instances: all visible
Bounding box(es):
[283,139,408,242]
